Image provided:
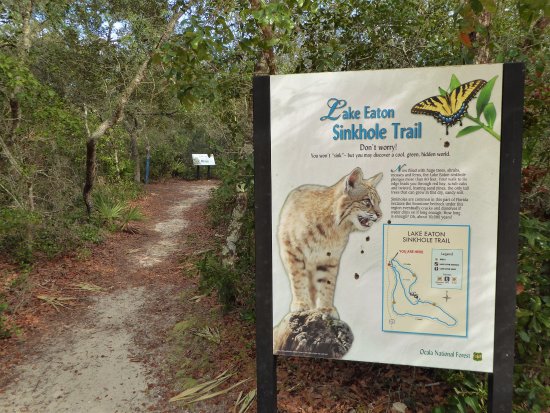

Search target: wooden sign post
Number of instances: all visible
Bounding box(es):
[192,154,215,180]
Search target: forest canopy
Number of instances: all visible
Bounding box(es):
[0,0,548,411]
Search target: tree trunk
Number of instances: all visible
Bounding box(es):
[9,0,33,143]
[249,0,276,75]
[83,138,97,215]
[114,148,121,180]
[27,181,34,212]
[220,0,277,270]
[82,5,185,214]
[144,143,151,184]
[0,123,34,213]
[126,115,141,183]
[474,11,492,64]
[221,190,248,267]
[130,132,140,183]
[0,135,23,176]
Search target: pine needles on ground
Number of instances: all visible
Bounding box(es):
[233,388,256,413]
[192,325,221,344]
[37,295,75,311]
[70,282,105,293]
[169,370,249,405]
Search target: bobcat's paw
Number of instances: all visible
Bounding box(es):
[319,306,340,319]
[290,301,311,313]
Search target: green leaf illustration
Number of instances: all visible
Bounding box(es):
[439,87,447,96]
[456,125,482,137]
[449,74,461,91]
[476,76,497,118]
[483,102,496,128]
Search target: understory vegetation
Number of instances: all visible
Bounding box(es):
[1,0,548,411]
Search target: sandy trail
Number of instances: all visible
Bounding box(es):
[0,181,216,413]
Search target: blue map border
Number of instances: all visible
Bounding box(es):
[381,223,471,338]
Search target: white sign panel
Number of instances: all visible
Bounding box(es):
[192,154,215,166]
[271,64,503,372]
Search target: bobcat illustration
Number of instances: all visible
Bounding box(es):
[278,167,383,319]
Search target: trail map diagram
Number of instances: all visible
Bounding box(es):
[382,224,470,337]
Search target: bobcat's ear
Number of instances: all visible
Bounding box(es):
[346,167,363,191]
[367,172,383,187]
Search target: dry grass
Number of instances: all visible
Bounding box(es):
[192,325,221,344]
[169,370,249,405]
[233,388,256,413]
[36,295,75,312]
[70,282,105,293]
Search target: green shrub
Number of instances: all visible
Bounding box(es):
[92,180,143,227]
[74,223,104,244]
[0,208,38,263]
[93,180,143,204]
[93,195,143,232]
[433,371,488,413]
[514,214,550,412]
[0,297,13,339]
[197,252,239,311]
[433,213,550,413]
[0,207,101,263]
[0,180,143,264]
[199,151,256,317]
[148,142,192,180]
[119,206,144,232]
[94,196,125,229]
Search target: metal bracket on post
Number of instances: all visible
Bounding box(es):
[488,62,524,413]
[253,75,277,413]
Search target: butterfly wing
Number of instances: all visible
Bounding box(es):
[448,79,487,114]
[411,95,453,119]
[411,79,488,133]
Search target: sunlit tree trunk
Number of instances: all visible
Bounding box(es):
[131,133,140,183]
[126,114,141,183]
[9,0,33,143]
[222,1,278,268]
[2,0,36,213]
[114,148,121,180]
[474,11,492,64]
[82,5,185,214]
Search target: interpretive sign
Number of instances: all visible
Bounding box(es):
[254,64,523,412]
[270,64,505,372]
[192,153,215,166]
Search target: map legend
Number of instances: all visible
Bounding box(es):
[432,249,464,289]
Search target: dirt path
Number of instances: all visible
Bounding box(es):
[0,180,450,413]
[0,180,218,413]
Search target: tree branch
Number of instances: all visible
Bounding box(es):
[83,4,187,213]
[8,0,33,142]
[249,0,276,75]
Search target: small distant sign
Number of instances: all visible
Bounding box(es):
[192,154,215,166]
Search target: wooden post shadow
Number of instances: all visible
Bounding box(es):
[488,63,524,412]
[253,75,277,413]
